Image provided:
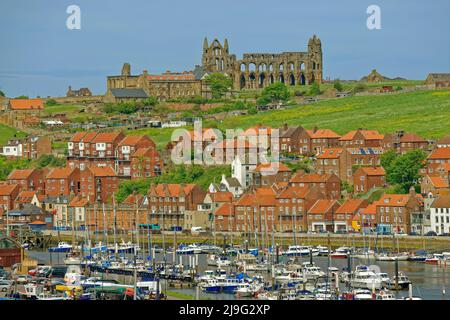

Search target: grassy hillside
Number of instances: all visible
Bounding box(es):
[211,89,450,139]
[0,124,27,145]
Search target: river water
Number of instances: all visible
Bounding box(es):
[26,250,450,300]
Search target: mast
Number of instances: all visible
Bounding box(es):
[112,193,118,259]
[102,202,108,249]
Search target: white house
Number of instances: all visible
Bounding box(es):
[231,155,257,189]
[430,196,450,235]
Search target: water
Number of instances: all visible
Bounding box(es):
[26,250,450,300]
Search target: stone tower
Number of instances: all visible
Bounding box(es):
[307,35,323,84]
[201,37,235,75]
[121,62,131,76]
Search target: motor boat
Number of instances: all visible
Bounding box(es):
[316,245,330,256]
[284,246,318,257]
[387,272,411,290]
[330,247,351,259]
[352,289,374,300]
[350,269,382,290]
[207,254,231,267]
[376,290,396,300]
[303,265,325,280]
[375,252,409,261]
[425,253,443,265]
[48,242,74,253]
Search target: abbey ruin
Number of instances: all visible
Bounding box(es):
[105,35,323,102]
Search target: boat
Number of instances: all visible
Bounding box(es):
[303,265,325,280]
[350,269,382,290]
[200,279,222,293]
[352,289,374,300]
[283,245,318,257]
[387,272,411,290]
[376,290,396,300]
[352,249,375,260]
[207,254,231,267]
[375,252,409,262]
[425,253,443,265]
[48,242,74,253]
[316,245,330,256]
[330,247,351,259]
[108,241,140,254]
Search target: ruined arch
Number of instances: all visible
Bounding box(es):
[240,63,246,72]
[259,73,266,88]
[289,73,296,86]
[269,74,274,84]
[279,73,285,83]
[240,74,246,89]
[299,73,306,85]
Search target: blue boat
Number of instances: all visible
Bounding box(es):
[48,242,73,253]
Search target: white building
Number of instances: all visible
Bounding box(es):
[231,155,257,189]
[430,196,450,235]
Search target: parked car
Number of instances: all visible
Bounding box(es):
[439,233,450,237]
[15,275,32,284]
[425,231,437,237]
[0,280,13,292]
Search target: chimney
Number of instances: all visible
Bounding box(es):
[283,123,288,131]
[409,186,416,197]
[313,126,318,133]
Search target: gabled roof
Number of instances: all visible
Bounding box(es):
[336,199,368,214]
[317,148,344,159]
[253,162,291,174]
[69,196,89,207]
[224,177,241,188]
[132,147,158,158]
[431,196,450,208]
[427,73,450,82]
[428,176,449,188]
[310,129,341,139]
[375,194,411,207]
[428,147,450,160]
[46,167,75,179]
[150,184,197,197]
[215,203,234,216]
[339,130,384,141]
[308,199,338,214]
[118,135,147,146]
[88,167,117,177]
[210,191,233,203]
[7,169,35,180]
[0,184,19,196]
[358,166,385,176]
[399,133,427,143]
[92,132,122,143]
[122,194,145,206]
[279,126,301,138]
[361,203,377,215]
[9,99,44,110]
[436,135,450,145]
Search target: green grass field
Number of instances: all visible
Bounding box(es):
[0,124,27,145]
[211,89,450,139]
[44,104,85,114]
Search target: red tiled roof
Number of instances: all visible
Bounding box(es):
[118,135,146,146]
[310,129,341,139]
[243,126,273,136]
[339,130,384,141]
[71,132,87,142]
[428,176,449,188]
[361,203,377,215]
[0,184,19,196]
[290,172,335,183]
[150,184,197,197]
[276,186,309,199]
[359,167,385,176]
[428,147,450,160]
[10,99,44,110]
[317,148,344,159]
[89,167,117,177]
[253,162,291,174]
[92,132,122,143]
[46,167,75,179]
[69,196,89,207]
[336,199,368,214]
[215,203,234,216]
[7,169,34,180]
[399,133,427,143]
[210,191,233,203]
[308,199,337,214]
[375,194,411,207]
[122,194,144,205]
[132,147,158,158]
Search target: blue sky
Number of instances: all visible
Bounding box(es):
[0,0,449,97]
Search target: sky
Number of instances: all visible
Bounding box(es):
[0,0,449,97]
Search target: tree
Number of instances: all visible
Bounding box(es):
[204,73,233,99]
[15,95,29,99]
[257,82,290,105]
[333,80,343,92]
[380,150,398,170]
[0,90,5,97]
[309,82,321,96]
[45,99,58,106]
[383,149,427,193]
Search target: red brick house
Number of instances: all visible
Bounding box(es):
[289,172,341,199]
[335,198,369,231]
[339,129,384,148]
[7,168,46,192]
[278,124,304,154]
[0,184,20,212]
[116,135,157,177]
[250,162,292,187]
[309,128,341,155]
[79,167,118,203]
[398,133,429,154]
[316,148,346,181]
[353,166,386,193]
[427,147,450,164]
[45,167,80,197]
[306,199,340,232]
[130,147,163,179]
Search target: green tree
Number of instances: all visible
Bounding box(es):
[309,82,321,96]
[384,149,427,193]
[204,73,233,99]
[257,82,290,105]
[380,150,398,170]
[15,95,29,99]
[0,90,5,97]
[45,99,58,106]
[333,80,343,92]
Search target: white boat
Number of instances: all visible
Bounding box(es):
[352,249,375,260]
[330,247,351,259]
[387,272,411,290]
[350,270,382,290]
[303,265,325,280]
[376,290,396,300]
[375,252,409,261]
[353,289,374,300]
[284,245,318,257]
[207,254,231,267]
[275,272,305,284]
[48,242,75,253]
